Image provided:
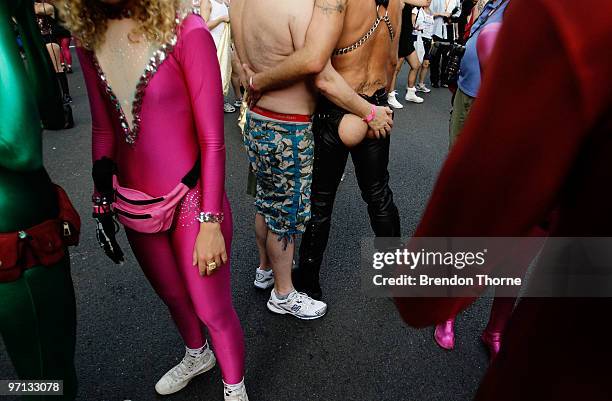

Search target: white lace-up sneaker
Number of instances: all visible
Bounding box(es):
[224,379,249,401]
[254,267,274,290]
[267,289,327,320]
[155,346,216,395]
[387,91,404,109]
[405,87,424,103]
[416,83,431,93]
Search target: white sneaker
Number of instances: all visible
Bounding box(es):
[155,345,216,395]
[254,267,274,290]
[224,102,236,113]
[416,83,431,93]
[267,289,327,320]
[224,379,249,401]
[405,87,424,103]
[387,91,404,109]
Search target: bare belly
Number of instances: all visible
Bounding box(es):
[331,40,395,97]
[335,61,390,97]
[256,82,316,116]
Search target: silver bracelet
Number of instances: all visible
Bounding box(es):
[196,212,224,224]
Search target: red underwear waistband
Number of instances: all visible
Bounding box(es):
[250,106,311,123]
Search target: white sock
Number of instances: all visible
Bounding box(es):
[275,289,293,300]
[224,378,245,391]
[186,343,207,358]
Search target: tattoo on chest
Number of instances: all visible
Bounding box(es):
[315,0,347,14]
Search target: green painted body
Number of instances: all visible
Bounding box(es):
[0,1,76,398]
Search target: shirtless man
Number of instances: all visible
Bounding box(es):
[231,0,393,318]
[243,0,403,300]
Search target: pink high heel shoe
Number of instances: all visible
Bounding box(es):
[434,319,455,350]
[481,329,502,361]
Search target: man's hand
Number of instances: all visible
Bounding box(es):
[367,106,394,139]
[242,63,262,108]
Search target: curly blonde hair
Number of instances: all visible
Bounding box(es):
[57,0,183,50]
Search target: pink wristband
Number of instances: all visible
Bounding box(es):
[362,104,376,123]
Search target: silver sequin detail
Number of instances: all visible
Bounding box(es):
[92,34,178,145]
[196,212,224,224]
[177,186,202,228]
[92,8,202,146]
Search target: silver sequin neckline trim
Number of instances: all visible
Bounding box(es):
[92,6,201,146]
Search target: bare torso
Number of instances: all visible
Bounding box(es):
[231,0,317,115]
[332,0,402,96]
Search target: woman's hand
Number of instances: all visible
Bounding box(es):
[192,222,228,276]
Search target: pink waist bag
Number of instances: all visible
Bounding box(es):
[112,160,200,234]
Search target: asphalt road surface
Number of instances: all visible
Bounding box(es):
[0,59,495,401]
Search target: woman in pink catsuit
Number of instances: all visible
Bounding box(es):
[59,0,247,399]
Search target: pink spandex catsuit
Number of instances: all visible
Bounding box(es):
[77,14,245,384]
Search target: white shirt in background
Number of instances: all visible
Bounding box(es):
[208,0,229,48]
[431,0,461,39]
[413,8,435,39]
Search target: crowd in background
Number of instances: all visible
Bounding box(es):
[3,1,611,401]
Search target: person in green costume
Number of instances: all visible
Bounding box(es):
[0,0,77,399]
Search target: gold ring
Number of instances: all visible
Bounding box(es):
[207,261,217,270]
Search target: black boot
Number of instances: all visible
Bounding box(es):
[56,71,72,103]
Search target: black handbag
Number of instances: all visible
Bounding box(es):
[440,0,508,86]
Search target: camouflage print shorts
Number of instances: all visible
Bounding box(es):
[243,110,314,242]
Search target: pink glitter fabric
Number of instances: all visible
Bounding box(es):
[176,184,202,228]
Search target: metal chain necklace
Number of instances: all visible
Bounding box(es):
[333,6,395,56]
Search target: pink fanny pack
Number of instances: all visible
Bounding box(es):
[112,160,200,234]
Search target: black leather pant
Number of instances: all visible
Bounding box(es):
[430,35,450,86]
[295,89,401,296]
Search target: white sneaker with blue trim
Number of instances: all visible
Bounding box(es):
[267,289,327,320]
[254,267,274,290]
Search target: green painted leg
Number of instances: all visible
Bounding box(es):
[0,255,77,400]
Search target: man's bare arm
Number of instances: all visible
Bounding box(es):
[314,62,372,119]
[315,61,394,137]
[249,0,347,92]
